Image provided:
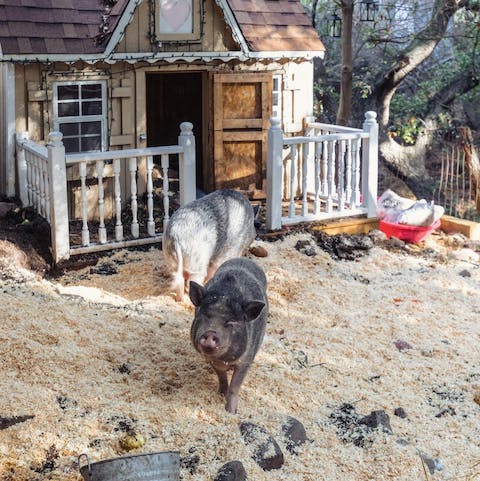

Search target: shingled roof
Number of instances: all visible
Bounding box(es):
[225,0,324,52]
[0,0,129,57]
[0,0,324,60]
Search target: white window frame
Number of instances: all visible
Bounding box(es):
[272,74,283,120]
[53,80,107,153]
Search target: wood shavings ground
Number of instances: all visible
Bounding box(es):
[1,232,479,481]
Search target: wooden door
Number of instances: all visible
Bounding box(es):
[212,72,272,198]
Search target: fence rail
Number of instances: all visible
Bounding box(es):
[15,113,379,264]
[265,111,378,230]
[16,122,196,263]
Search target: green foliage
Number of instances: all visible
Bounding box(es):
[388,116,425,145]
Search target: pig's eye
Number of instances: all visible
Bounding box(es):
[224,320,235,327]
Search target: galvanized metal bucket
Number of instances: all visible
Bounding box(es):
[78,451,180,481]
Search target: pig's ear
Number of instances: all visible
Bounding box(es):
[189,281,206,306]
[243,301,265,321]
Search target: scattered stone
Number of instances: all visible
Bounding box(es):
[294,239,317,256]
[420,453,443,474]
[473,391,480,406]
[119,431,146,451]
[394,407,407,419]
[359,410,393,434]
[459,269,471,278]
[394,340,413,351]
[0,414,35,430]
[214,461,247,481]
[249,245,268,258]
[281,416,307,454]
[240,422,284,471]
[396,438,409,446]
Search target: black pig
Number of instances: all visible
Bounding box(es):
[189,257,268,413]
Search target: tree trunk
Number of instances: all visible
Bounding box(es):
[459,126,480,213]
[372,0,469,181]
[336,0,353,126]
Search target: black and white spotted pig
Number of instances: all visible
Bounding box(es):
[189,257,268,413]
[162,189,255,301]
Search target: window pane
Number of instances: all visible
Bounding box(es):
[63,137,80,154]
[82,101,102,116]
[272,92,279,106]
[58,85,79,100]
[59,122,80,137]
[81,84,102,99]
[81,136,102,152]
[58,102,79,117]
[159,0,193,34]
[81,121,101,135]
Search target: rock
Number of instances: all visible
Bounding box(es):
[214,461,247,481]
[249,245,268,258]
[459,269,471,278]
[281,416,307,454]
[119,431,145,451]
[294,239,317,256]
[473,391,480,406]
[0,414,35,430]
[394,407,408,419]
[420,454,443,474]
[394,339,413,351]
[359,410,393,434]
[240,422,284,471]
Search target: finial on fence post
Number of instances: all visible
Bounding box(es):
[266,117,284,230]
[362,111,378,218]
[47,130,70,264]
[178,122,196,206]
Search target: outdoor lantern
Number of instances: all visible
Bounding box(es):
[360,0,379,22]
[329,11,342,37]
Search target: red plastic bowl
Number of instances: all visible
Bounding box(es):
[379,219,441,243]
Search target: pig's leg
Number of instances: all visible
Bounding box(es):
[205,261,221,284]
[225,363,251,413]
[211,365,229,396]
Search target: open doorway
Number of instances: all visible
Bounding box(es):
[146,72,203,190]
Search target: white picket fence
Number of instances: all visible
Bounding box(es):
[15,122,196,263]
[15,113,378,264]
[265,111,378,230]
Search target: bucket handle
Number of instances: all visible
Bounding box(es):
[78,453,92,479]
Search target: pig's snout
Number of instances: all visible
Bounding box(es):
[199,331,220,352]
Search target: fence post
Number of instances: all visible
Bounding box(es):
[16,131,29,206]
[178,122,196,206]
[47,131,70,264]
[266,117,284,230]
[361,111,378,218]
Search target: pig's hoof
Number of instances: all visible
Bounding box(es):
[225,398,238,413]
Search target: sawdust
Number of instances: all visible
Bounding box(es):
[1,230,479,481]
